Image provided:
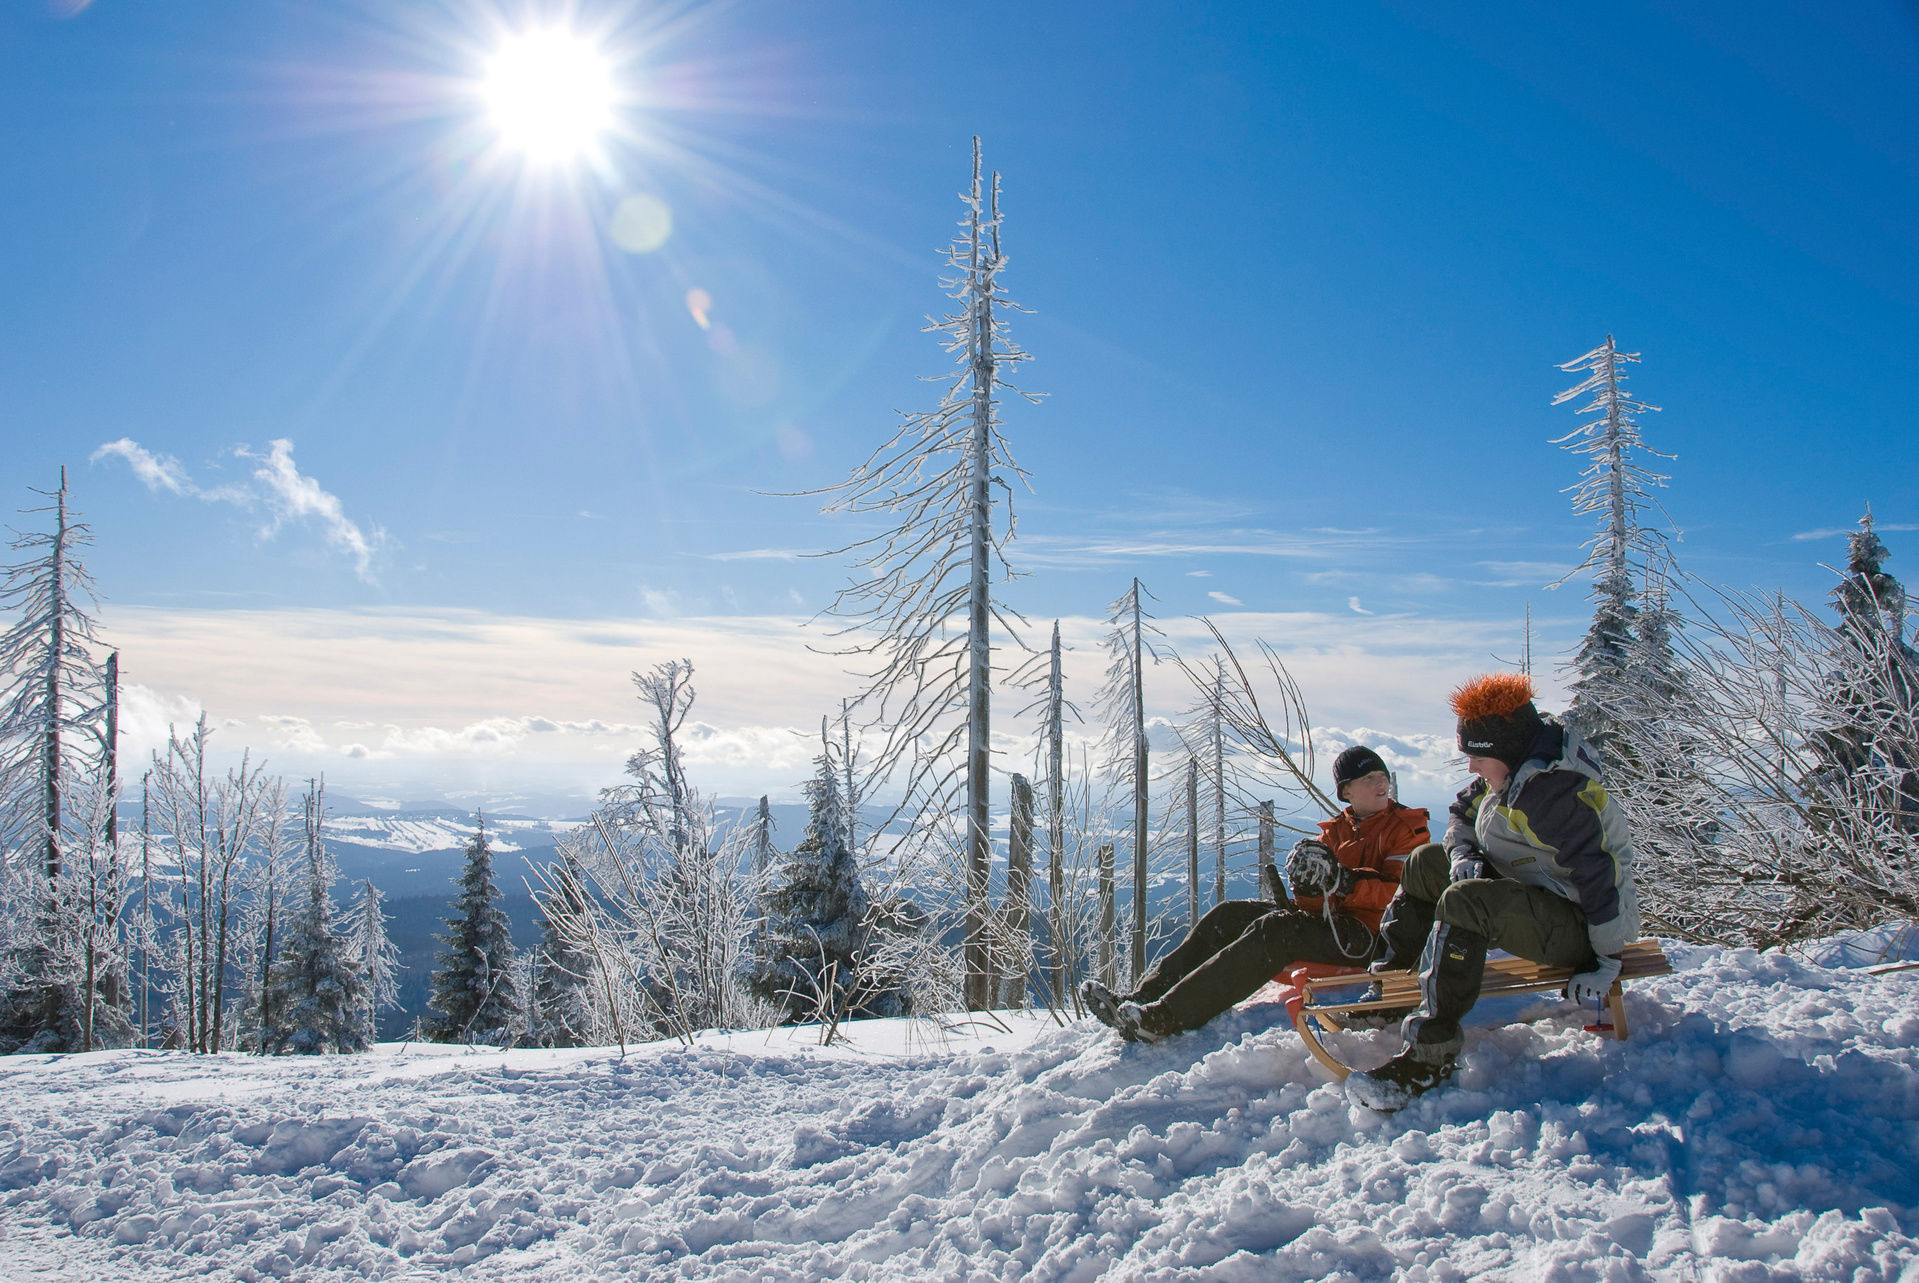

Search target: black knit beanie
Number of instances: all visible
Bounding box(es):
[1333,745,1389,798]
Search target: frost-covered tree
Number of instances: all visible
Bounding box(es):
[526,853,596,1049]
[0,472,113,1052]
[1551,336,1675,755]
[232,779,296,1055]
[1174,655,1233,910]
[1012,621,1082,1006]
[344,878,402,1045]
[810,138,1036,1011]
[1095,579,1161,982]
[424,815,521,1045]
[149,717,279,1053]
[261,781,367,1055]
[739,744,872,1023]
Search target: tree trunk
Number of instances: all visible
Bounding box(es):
[1046,622,1066,1006]
[1004,773,1033,1009]
[962,138,997,1012]
[1258,800,1275,883]
[1097,842,1116,988]
[1130,580,1148,984]
[1185,758,1200,930]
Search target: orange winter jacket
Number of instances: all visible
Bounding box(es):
[1292,801,1430,934]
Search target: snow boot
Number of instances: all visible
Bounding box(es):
[1114,1001,1165,1044]
[1080,980,1126,1030]
[1344,1044,1456,1112]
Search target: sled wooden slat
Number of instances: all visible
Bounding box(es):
[1290,938,1673,1082]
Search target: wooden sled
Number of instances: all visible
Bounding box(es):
[1274,938,1674,1081]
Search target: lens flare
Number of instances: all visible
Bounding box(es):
[685,288,713,330]
[610,194,672,253]
[480,28,617,166]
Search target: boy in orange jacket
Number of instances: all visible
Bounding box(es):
[1082,746,1430,1042]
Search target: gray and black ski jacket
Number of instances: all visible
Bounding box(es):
[1444,717,1642,957]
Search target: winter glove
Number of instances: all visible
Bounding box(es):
[1286,839,1357,899]
[1566,954,1623,1006]
[1448,845,1486,882]
[1285,839,1337,898]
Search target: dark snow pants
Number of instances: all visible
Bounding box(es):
[1379,843,1597,1057]
[1129,899,1377,1036]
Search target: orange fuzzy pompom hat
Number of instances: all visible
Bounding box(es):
[1450,673,1545,769]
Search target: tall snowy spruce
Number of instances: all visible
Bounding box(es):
[424,816,521,1045]
[0,472,117,1054]
[1551,337,1676,756]
[740,746,872,1023]
[261,782,367,1055]
[813,138,1035,1011]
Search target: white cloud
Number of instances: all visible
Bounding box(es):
[100,604,1572,811]
[1348,597,1373,615]
[1207,591,1243,606]
[706,548,809,562]
[94,436,383,582]
[1792,522,1919,542]
[91,439,190,495]
[237,439,383,583]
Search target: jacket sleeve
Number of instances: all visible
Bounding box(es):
[1337,808,1430,919]
[1444,782,1485,858]
[1516,771,1629,948]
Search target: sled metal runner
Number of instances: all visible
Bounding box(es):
[1286,938,1674,1081]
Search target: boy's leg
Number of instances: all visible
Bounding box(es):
[1128,900,1283,1005]
[1374,843,1448,969]
[1433,879,1593,970]
[1135,909,1361,1035]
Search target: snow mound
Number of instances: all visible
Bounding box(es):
[0,943,1915,1280]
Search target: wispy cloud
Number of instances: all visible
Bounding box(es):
[238,440,382,582]
[1792,523,1919,542]
[1019,528,1398,571]
[1208,590,1242,606]
[94,436,385,583]
[1475,560,1577,587]
[91,439,190,495]
[705,548,810,562]
[1349,596,1373,615]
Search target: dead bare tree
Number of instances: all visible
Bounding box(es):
[802,138,1037,1011]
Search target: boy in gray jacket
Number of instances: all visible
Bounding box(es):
[1345,673,1639,1112]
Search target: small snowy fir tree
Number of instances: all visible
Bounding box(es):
[424,815,522,1045]
[740,750,872,1023]
[1550,336,1675,757]
[526,855,597,1048]
[1814,509,1919,827]
[261,783,368,1055]
[343,878,403,1046]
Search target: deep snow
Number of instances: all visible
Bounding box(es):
[1,942,1915,1281]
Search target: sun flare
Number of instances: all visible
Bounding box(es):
[479,28,617,166]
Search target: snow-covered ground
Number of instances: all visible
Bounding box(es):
[1,943,1915,1281]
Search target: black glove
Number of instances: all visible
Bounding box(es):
[1286,839,1356,899]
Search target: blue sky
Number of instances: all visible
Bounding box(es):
[3,1,1917,813]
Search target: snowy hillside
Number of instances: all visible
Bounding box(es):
[1,942,1914,1281]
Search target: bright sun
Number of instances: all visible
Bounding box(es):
[480,28,617,166]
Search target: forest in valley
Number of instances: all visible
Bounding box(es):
[3,144,1916,1061]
